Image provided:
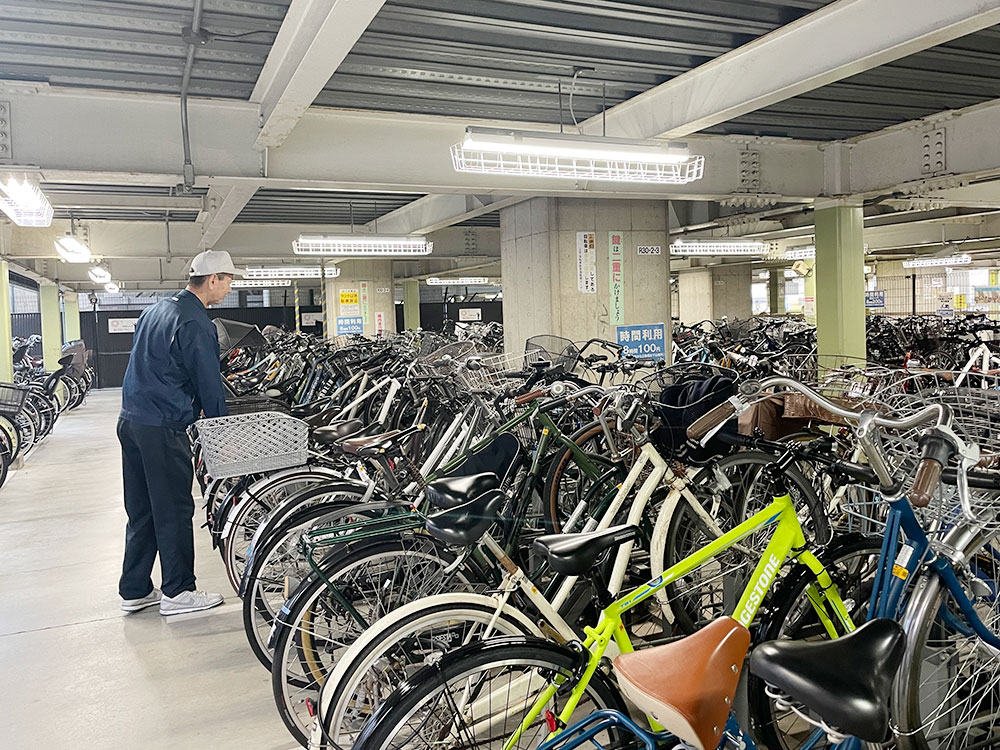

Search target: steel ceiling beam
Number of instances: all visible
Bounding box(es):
[47,191,204,211]
[586,0,1000,140]
[366,194,521,235]
[197,182,262,249]
[251,0,386,149]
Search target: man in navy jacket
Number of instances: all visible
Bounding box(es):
[118,250,238,616]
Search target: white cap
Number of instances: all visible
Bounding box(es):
[189,249,242,277]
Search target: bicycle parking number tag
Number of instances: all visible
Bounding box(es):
[893,544,914,580]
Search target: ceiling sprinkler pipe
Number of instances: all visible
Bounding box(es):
[179,0,205,191]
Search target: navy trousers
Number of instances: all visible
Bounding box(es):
[117,418,196,599]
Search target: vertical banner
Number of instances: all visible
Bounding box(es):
[608,231,624,325]
[375,311,386,335]
[359,281,371,325]
[576,232,597,294]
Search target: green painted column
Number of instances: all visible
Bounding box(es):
[0,262,13,382]
[402,279,420,330]
[814,203,866,365]
[39,284,63,371]
[64,291,81,341]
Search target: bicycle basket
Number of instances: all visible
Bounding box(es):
[196,411,308,479]
[0,383,28,417]
[525,335,580,372]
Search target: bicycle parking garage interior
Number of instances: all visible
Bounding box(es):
[3,2,1000,749]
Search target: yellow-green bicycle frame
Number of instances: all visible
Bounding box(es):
[504,492,856,749]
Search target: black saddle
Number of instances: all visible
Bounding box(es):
[532,525,641,577]
[311,419,364,446]
[303,407,342,429]
[426,473,500,510]
[749,618,905,742]
[424,489,505,546]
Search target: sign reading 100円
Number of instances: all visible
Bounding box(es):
[616,323,667,360]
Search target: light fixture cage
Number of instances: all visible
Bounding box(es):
[784,245,816,260]
[669,240,767,256]
[104,281,121,294]
[902,254,972,268]
[0,174,53,227]
[244,266,341,279]
[426,276,491,286]
[452,144,705,184]
[88,265,112,284]
[293,234,432,256]
[231,279,292,288]
[55,235,92,263]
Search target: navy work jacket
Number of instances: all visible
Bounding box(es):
[120,289,228,430]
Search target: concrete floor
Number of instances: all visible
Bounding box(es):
[0,389,296,750]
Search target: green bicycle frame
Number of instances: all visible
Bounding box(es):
[505,492,856,749]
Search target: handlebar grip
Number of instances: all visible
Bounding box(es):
[910,458,943,508]
[686,400,738,442]
[514,389,546,406]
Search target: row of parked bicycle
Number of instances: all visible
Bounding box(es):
[674,312,1000,376]
[0,336,95,487]
[190,323,999,750]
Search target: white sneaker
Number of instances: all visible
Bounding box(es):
[121,588,162,613]
[159,590,224,616]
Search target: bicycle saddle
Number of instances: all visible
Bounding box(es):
[614,616,751,750]
[424,489,505,546]
[425,473,500,510]
[531,525,640,577]
[340,429,402,456]
[302,407,341,428]
[311,419,364,446]
[749,618,905,742]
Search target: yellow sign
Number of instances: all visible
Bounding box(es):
[991,269,1000,286]
[339,290,359,305]
[954,293,968,310]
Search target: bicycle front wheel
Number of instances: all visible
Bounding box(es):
[893,535,1000,750]
[352,637,627,750]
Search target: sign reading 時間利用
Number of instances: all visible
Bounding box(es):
[336,316,364,335]
[615,323,666,360]
[864,290,886,309]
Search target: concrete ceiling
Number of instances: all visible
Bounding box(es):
[3,0,1000,286]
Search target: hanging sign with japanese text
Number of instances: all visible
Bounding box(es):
[339,289,360,317]
[576,232,597,294]
[359,281,371,324]
[336,316,364,335]
[615,323,667,360]
[375,311,386,334]
[609,231,624,325]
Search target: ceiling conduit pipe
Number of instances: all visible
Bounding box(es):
[179,0,206,192]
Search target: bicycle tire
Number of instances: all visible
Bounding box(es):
[656,451,830,635]
[314,593,540,749]
[270,535,476,746]
[747,533,882,750]
[352,636,628,750]
[0,414,21,461]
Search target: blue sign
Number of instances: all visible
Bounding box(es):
[865,290,886,309]
[616,323,667,360]
[336,316,364,335]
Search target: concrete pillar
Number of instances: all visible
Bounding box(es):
[0,262,13,381]
[768,272,785,315]
[676,269,713,325]
[39,283,62,370]
[802,260,817,324]
[500,197,672,356]
[402,279,420,331]
[710,264,753,321]
[324,259,395,338]
[815,203,866,362]
[64,291,81,341]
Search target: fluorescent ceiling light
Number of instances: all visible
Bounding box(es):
[452,126,705,184]
[104,281,120,294]
[0,174,53,227]
[670,239,767,256]
[54,235,92,263]
[231,279,292,288]
[88,266,111,284]
[425,276,491,285]
[902,254,972,268]
[244,266,341,279]
[293,234,432,256]
[785,245,815,260]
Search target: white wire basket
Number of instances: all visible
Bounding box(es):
[456,349,544,393]
[196,411,308,479]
